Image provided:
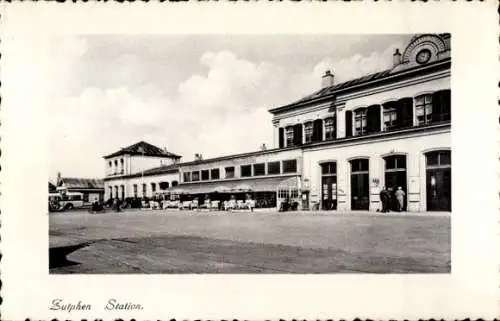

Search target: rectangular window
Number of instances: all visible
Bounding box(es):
[211,168,220,180]
[324,117,335,140]
[225,166,235,179]
[253,163,265,176]
[285,126,294,146]
[415,95,433,125]
[282,159,297,173]
[192,171,200,182]
[142,183,147,196]
[133,184,138,196]
[241,165,252,177]
[383,107,398,131]
[201,170,210,181]
[267,161,281,175]
[304,122,313,143]
[183,172,191,182]
[354,109,367,136]
[151,183,156,193]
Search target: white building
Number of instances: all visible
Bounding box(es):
[104,34,451,212]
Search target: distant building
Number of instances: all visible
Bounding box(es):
[56,174,105,203]
[104,34,451,212]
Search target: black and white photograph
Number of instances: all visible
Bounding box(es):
[2,4,498,321]
[48,33,452,274]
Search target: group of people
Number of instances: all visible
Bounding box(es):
[379,186,406,213]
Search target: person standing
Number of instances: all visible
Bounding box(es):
[379,186,388,213]
[395,186,406,212]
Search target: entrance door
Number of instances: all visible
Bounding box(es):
[426,151,451,211]
[350,159,369,210]
[384,155,408,211]
[321,162,337,210]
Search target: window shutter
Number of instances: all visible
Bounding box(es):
[432,91,443,122]
[367,105,381,133]
[442,90,451,121]
[400,98,413,127]
[345,110,353,137]
[294,124,303,146]
[312,119,323,142]
[279,127,284,148]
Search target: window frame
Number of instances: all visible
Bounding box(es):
[282,159,298,174]
[201,169,210,181]
[267,161,281,175]
[253,163,266,176]
[324,117,336,140]
[240,165,252,177]
[354,108,368,136]
[225,166,235,179]
[304,122,314,143]
[415,94,433,126]
[210,168,220,180]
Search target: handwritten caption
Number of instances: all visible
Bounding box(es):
[50,299,144,312]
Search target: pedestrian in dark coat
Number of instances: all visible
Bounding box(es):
[379,186,389,213]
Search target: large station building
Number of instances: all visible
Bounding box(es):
[104,34,451,212]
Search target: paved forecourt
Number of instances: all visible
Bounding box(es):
[49,209,451,274]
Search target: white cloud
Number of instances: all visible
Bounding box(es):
[49,38,403,179]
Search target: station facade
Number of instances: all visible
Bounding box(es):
[104,33,451,212]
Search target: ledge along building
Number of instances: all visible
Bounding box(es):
[103,34,451,212]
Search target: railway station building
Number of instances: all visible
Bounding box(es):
[103,33,451,212]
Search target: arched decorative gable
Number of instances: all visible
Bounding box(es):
[400,34,451,68]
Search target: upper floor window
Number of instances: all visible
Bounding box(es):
[383,105,398,131]
[285,126,294,146]
[172,180,179,187]
[324,117,335,140]
[415,94,433,125]
[241,165,252,177]
[282,159,297,173]
[253,163,265,176]
[304,122,313,143]
[354,108,367,136]
[192,171,200,182]
[142,183,147,196]
[151,183,156,193]
[108,161,112,168]
[211,168,220,180]
[133,184,138,196]
[201,170,210,181]
[225,166,235,179]
[120,158,124,173]
[268,161,281,175]
[183,172,191,182]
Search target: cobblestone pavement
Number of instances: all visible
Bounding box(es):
[49,209,451,274]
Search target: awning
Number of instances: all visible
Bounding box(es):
[178,176,299,195]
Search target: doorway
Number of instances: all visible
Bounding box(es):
[426,151,451,211]
[384,155,408,211]
[321,162,337,210]
[350,159,369,210]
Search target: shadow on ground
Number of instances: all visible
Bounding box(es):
[49,243,90,269]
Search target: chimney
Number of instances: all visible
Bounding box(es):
[393,48,402,66]
[321,70,334,89]
[260,143,267,151]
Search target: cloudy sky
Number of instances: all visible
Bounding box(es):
[48,34,412,180]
